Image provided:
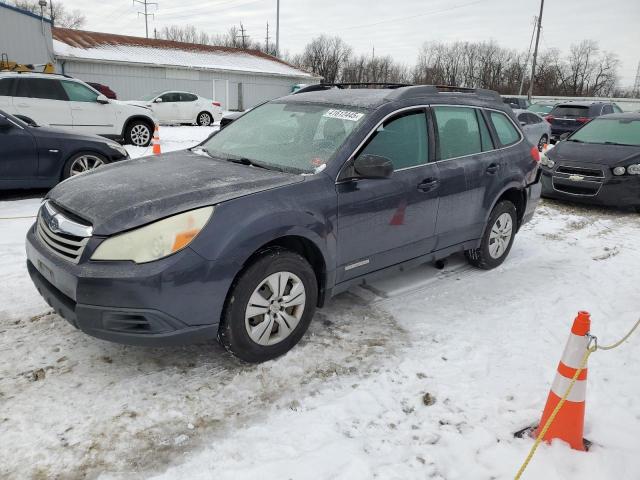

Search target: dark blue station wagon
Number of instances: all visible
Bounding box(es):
[26,85,542,362]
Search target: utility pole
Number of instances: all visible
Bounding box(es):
[133,0,158,39]
[237,22,248,49]
[265,22,271,54]
[527,0,544,101]
[633,61,640,98]
[48,0,53,25]
[275,0,280,57]
[518,16,537,96]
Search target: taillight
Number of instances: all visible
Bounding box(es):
[576,117,591,123]
[530,146,540,163]
[544,115,554,123]
[212,101,221,107]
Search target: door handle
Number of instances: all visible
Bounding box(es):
[486,163,500,174]
[417,178,440,192]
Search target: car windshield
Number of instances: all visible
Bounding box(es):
[0,110,29,128]
[570,118,640,146]
[139,91,164,101]
[202,102,368,174]
[528,104,554,114]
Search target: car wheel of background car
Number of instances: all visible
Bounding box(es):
[197,111,213,126]
[125,121,152,146]
[218,248,318,363]
[465,200,517,270]
[538,134,549,151]
[63,152,108,179]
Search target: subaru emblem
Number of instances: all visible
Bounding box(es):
[48,216,59,232]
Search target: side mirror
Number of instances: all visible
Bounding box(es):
[154,97,163,103]
[353,154,393,179]
[96,94,109,104]
[519,121,526,126]
[560,132,570,141]
[0,116,12,129]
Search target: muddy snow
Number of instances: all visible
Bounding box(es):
[1,127,639,479]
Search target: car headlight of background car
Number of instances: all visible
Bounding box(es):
[613,164,640,176]
[91,206,214,263]
[105,141,129,157]
[540,154,555,168]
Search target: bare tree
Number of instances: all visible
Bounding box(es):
[12,0,86,29]
[293,35,352,83]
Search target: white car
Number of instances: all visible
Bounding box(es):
[513,109,552,151]
[0,72,157,146]
[125,91,223,126]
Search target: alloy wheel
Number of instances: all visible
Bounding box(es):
[130,124,151,146]
[198,113,212,126]
[488,212,513,259]
[244,271,306,346]
[69,154,105,176]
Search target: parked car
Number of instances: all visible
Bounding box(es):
[0,72,156,146]
[125,91,223,126]
[220,110,244,129]
[503,96,531,110]
[25,85,541,362]
[540,112,640,211]
[528,102,556,115]
[0,109,128,190]
[545,101,623,142]
[87,82,117,100]
[513,109,551,151]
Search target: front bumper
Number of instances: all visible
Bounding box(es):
[25,225,237,346]
[540,165,640,208]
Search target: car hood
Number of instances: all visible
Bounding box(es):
[47,150,304,235]
[29,125,113,144]
[122,100,153,109]
[548,141,640,167]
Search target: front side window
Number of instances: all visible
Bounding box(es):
[570,118,640,146]
[602,104,614,115]
[61,81,99,102]
[202,102,368,174]
[15,78,67,101]
[489,111,520,146]
[434,106,483,159]
[358,111,428,170]
[160,92,181,102]
[612,104,623,113]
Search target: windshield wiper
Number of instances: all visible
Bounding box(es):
[190,146,212,157]
[224,157,273,170]
[604,141,636,147]
[567,138,584,143]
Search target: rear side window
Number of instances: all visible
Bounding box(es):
[550,105,589,117]
[489,111,520,146]
[180,93,198,102]
[360,111,428,170]
[601,104,613,115]
[0,78,14,96]
[434,106,483,159]
[15,78,67,100]
[61,81,98,102]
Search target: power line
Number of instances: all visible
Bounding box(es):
[133,0,158,39]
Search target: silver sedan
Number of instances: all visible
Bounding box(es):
[513,109,552,151]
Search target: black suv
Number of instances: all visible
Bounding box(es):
[26,85,541,362]
[546,101,623,141]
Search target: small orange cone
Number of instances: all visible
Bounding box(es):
[534,311,591,450]
[152,125,161,155]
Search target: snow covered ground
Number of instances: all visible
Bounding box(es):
[1,127,639,480]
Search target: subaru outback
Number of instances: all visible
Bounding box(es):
[26,85,541,363]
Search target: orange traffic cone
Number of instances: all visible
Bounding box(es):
[152,125,161,155]
[534,311,591,450]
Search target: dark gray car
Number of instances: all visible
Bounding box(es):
[25,85,541,362]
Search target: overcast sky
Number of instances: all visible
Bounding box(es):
[61,0,639,87]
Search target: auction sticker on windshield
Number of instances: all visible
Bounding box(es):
[323,109,365,122]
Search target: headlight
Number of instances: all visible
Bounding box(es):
[91,206,214,263]
[105,142,128,157]
[613,166,626,176]
[540,155,555,168]
[627,164,640,175]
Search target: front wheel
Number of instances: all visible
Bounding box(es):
[218,248,318,363]
[62,152,108,179]
[125,121,152,146]
[538,134,549,151]
[465,201,517,270]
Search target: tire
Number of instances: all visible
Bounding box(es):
[465,200,517,270]
[124,120,152,146]
[197,111,213,126]
[62,152,108,180]
[538,134,549,151]
[218,248,318,363]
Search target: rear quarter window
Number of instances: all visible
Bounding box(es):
[489,111,521,146]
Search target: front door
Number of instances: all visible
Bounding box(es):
[61,80,116,136]
[0,114,37,181]
[153,92,181,123]
[336,109,440,282]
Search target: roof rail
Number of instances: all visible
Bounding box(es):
[386,85,502,101]
[294,82,411,94]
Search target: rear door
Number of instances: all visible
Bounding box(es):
[178,93,198,122]
[60,80,117,136]
[13,78,73,129]
[0,113,38,181]
[336,108,440,281]
[432,106,499,248]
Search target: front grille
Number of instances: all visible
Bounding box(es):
[556,165,604,178]
[36,202,92,264]
[552,179,602,196]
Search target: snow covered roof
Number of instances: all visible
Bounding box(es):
[52,28,314,79]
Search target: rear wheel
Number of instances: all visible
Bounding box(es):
[218,248,318,363]
[62,152,108,179]
[465,200,517,270]
[197,111,213,126]
[538,134,549,151]
[125,120,152,146]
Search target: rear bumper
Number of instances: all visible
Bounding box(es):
[25,224,236,346]
[523,177,542,225]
